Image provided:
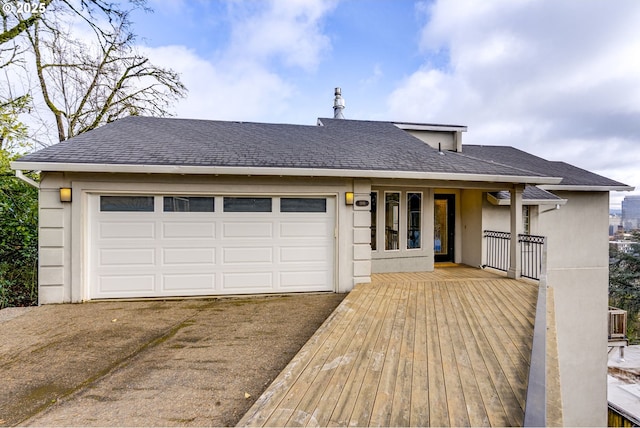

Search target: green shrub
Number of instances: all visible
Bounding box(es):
[610,233,640,343]
[0,149,38,308]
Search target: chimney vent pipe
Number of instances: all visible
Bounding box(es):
[333,87,345,119]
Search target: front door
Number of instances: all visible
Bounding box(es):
[434,194,455,262]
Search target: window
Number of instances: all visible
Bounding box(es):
[100,196,154,212]
[280,198,326,212]
[223,197,272,212]
[523,205,531,234]
[370,192,377,251]
[163,196,214,212]
[407,193,421,249]
[385,192,400,250]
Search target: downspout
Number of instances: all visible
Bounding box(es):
[15,170,40,188]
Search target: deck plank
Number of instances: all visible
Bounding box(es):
[441,282,490,426]
[425,281,448,426]
[435,281,470,427]
[261,285,378,426]
[309,282,391,427]
[368,283,409,427]
[409,282,429,427]
[328,283,397,426]
[388,281,417,427]
[466,280,531,406]
[239,266,541,428]
[294,283,386,427]
[457,280,525,425]
[348,282,400,427]
[448,284,509,426]
[241,287,365,426]
[472,280,533,378]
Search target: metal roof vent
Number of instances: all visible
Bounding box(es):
[333,87,345,119]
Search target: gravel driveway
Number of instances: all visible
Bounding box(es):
[0,293,344,426]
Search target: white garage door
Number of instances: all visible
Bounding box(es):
[88,194,335,299]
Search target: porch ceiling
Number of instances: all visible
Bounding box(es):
[239,266,540,427]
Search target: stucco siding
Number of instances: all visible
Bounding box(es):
[481,198,510,233]
[405,129,456,151]
[460,189,483,267]
[479,190,610,425]
[538,191,609,426]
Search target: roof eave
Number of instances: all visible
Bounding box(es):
[486,193,568,206]
[10,161,563,185]
[393,123,468,132]
[539,184,635,192]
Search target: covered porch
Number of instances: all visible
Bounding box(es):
[238,266,562,427]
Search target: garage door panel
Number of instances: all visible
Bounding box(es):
[163,222,215,239]
[100,222,155,239]
[223,222,272,238]
[100,248,155,266]
[99,275,155,293]
[163,248,215,265]
[280,271,328,288]
[280,246,329,263]
[162,274,215,291]
[223,272,273,289]
[90,194,334,299]
[223,247,272,264]
[280,221,330,238]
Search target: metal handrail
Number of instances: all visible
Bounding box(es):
[519,234,546,280]
[483,230,511,272]
[483,230,546,281]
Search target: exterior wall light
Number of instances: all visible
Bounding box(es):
[59,187,72,203]
[345,192,354,205]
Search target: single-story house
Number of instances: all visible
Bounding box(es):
[11,105,633,425]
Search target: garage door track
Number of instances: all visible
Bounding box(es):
[0,294,344,426]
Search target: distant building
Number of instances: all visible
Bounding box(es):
[610,240,639,254]
[610,214,623,237]
[622,195,640,231]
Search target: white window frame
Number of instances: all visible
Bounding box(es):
[384,191,401,252]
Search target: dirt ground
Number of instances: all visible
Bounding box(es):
[0,293,345,427]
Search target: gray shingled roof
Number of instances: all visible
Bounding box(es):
[461,145,628,188]
[492,186,562,202]
[14,116,548,178]
[13,116,630,190]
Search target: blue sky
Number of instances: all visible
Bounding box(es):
[109,1,640,207]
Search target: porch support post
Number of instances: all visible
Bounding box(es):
[507,184,524,279]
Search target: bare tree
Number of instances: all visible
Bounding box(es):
[1,0,186,143]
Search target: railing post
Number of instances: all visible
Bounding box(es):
[508,185,524,278]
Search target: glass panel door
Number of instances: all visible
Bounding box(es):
[434,194,455,262]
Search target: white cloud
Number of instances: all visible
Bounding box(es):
[360,64,384,86]
[390,0,640,207]
[139,0,338,123]
[225,0,337,71]
[141,45,293,122]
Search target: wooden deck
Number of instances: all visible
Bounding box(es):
[238,266,539,427]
